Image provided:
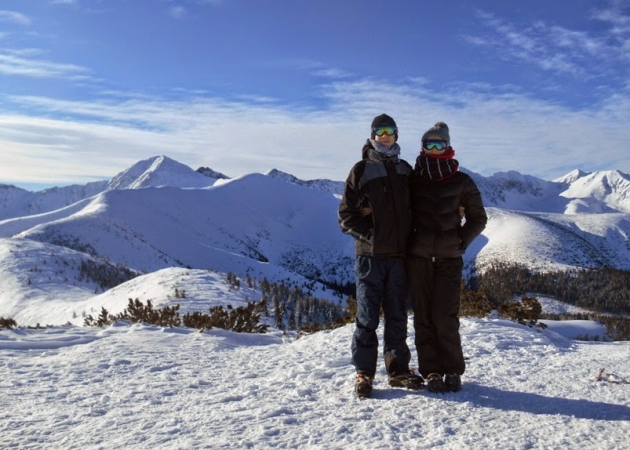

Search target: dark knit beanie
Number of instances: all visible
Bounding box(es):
[421,122,450,146]
[370,113,398,140]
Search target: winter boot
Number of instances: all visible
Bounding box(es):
[426,373,445,393]
[355,374,374,398]
[388,369,425,390]
[444,373,461,392]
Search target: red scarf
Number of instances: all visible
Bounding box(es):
[416,148,460,181]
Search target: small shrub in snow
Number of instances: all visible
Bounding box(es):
[497,296,546,329]
[183,300,268,333]
[84,298,181,328]
[83,298,268,333]
[460,283,493,318]
[0,317,18,330]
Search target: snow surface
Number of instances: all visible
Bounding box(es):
[1,268,629,449]
[2,157,630,448]
[2,314,629,449]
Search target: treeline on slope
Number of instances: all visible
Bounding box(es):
[1,271,353,335]
[468,262,630,341]
[27,256,139,293]
[77,259,139,291]
[257,277,351,333]
[81,273,353,335]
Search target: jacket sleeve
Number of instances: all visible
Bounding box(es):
[338,163,373,242]
[459,177,487,250]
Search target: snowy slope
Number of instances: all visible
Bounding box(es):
[0,238,128,326]
[0,172,354,321]
[12,174,353,281]
[1,312,628,449]
[3,156,630,332]
[559,170,630,214]
[0,156,220,221]
[0,181,107,221]
[469,168,630,214]
[2,157,630,320]
[473,208,630,271]
[2,237,627,448]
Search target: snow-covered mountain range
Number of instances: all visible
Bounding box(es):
[2,155,630,325]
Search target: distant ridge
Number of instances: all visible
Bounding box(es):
[196,166,230,180]
[265,169,344,196]
[2,156,630,302]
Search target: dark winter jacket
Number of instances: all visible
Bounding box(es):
[408,166,487,259]
[339,141,412,257]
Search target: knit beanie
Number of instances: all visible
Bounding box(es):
[421,122,450,146]
[370,113,398,140]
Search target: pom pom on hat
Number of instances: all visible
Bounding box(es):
[421,122,450,146]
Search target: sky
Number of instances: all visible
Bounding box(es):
[0,0,629,190]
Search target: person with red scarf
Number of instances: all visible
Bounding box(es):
[407,122,487,393]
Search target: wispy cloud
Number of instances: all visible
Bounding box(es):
[169,6,187,19]
[2,76,630,186]
[592,2,630,61]
[466,8,629,79]
[166,1,224,19]
[0,49,90,79]
[313,68,352,79]
[293,59,353,79]
[0,10,31,25]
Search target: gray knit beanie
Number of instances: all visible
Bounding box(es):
[421,122,450,146]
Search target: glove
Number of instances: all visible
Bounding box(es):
[360,229,374,245]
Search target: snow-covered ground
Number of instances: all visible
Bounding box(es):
[2,157,630,448]
[2,317,629,449]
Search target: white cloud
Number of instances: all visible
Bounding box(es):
[1,77,630,186]
[466,8,629,79]
[0,50,90,79]
[0,10,31,25]
[313,68,352,79]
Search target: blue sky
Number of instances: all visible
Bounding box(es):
[1,0,629,190]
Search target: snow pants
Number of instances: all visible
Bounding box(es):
[407,255,465,377]
[352,255,411,377]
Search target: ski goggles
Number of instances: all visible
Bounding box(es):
[423,140,448,151]
[373,126,397,136]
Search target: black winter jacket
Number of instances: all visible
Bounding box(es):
[408,167,487,259]
[338,141,412,257]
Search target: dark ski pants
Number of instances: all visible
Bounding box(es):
[407,255,465,377]
[352,255,411,377]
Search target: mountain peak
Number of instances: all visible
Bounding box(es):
[559,169,630,213]
[554,169,591,184]
[265,169,299,183]
[107,155,217,190]
[196,166,230,180]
